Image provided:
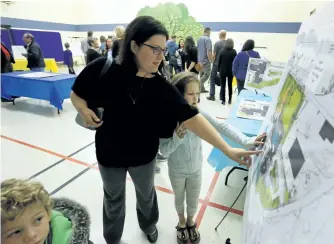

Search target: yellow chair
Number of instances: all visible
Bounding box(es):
[13,58,58,73]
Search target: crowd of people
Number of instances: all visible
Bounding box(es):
[1,16,264,244]
[165,28,261,105]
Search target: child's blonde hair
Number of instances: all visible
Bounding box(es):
[172,72,200,95]
[1,179,53,223]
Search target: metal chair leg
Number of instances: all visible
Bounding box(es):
[215,179,248,231]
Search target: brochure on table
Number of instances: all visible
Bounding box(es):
[244,58,286,97]
[237,99,270,121]
[18,72,62,78]
[241,3,334,244]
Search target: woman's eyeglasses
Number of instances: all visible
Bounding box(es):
[143,43,167,55]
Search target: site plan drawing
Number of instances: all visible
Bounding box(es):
[245,58,286,97]
[237,99,270,121]
[241,4,334,244]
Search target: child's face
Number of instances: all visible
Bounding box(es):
[184,81,200,107]
[1,203,50,244]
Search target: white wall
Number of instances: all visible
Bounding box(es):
[1,0,79,24]
[2,0,332,62]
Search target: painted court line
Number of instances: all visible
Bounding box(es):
[1,135,98,170]
[196,172,221,228]
[50,163,97,195]
[1,135,244,218]
[29,142,95,179]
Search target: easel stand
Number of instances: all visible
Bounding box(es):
[215,173,248,231]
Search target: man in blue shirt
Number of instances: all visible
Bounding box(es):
[197,27,213,93]
[166,35,180,77]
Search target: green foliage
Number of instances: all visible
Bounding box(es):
[137,2,203,40]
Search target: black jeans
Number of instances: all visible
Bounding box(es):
[220,73,233,102]
[68,65,76,74]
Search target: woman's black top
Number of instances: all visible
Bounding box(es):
[86,48,101,64]
[72,57,198,168]
[218,48,237,76]
[112,39,124,59]
[185,46,198,74]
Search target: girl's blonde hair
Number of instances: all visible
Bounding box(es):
[172,72,200,95]
[1,179,53,223]
[115,26,125,39]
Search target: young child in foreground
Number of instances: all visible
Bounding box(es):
[1,179,93,244]
[159,72,266,244]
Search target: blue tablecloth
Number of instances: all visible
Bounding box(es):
[208,90,272,171]
[1,71,76,110]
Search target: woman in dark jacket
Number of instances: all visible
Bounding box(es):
[218,38,237,105]
[184,36,199,74]
[71,16,259,244]
[232,39,260,94]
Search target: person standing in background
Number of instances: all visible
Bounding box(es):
[167,35,180,77]
[184,36,199,74]
[1,42,15,73]
[86,38,101,64]
[176,39,186,72]
[64,43,75,74]
[232,39,260,94]
[207,30,227,101]
[81,31,93,65]
[22,33,45,71]
[218,38,237,105]
[197,27,213,93]
[1,42,16,102]
[100,35,106,54]
[112,26,125,61]
[103,37,113,60]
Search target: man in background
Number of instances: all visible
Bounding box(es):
[197,27,213,93]
[22,33,45,71]
[81,31,93,65]
[207,30,227,101]
[166,35,180,77]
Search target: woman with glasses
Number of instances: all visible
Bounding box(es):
[71,16,260,244]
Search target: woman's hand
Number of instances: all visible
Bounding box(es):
[254,133,267,146]
[227,148,262,168]
[79,107,102,128]
[175,122,187,138]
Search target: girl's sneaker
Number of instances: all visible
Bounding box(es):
[176,224,189,244]
[187,222,201,243]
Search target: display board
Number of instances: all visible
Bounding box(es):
[242,3,334,243]
[244,58,286,96]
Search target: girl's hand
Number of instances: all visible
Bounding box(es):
[175,122,187,138]
[254,133,267,146]
[227,148,262,168]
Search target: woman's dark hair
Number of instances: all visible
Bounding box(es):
[225,38,234,50]
[178,39,184,49]
[105,38,113,50]
[117,16,169,74]
[184,36,195,55]
[242,39,255,51]
[100,35,106,43]
[64,42,70,49]
[87,37,98,47]
[172,72,200,96]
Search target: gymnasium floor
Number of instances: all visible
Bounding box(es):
[1,66,248,244]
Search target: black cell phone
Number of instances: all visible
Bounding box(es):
[75,107,104,130]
